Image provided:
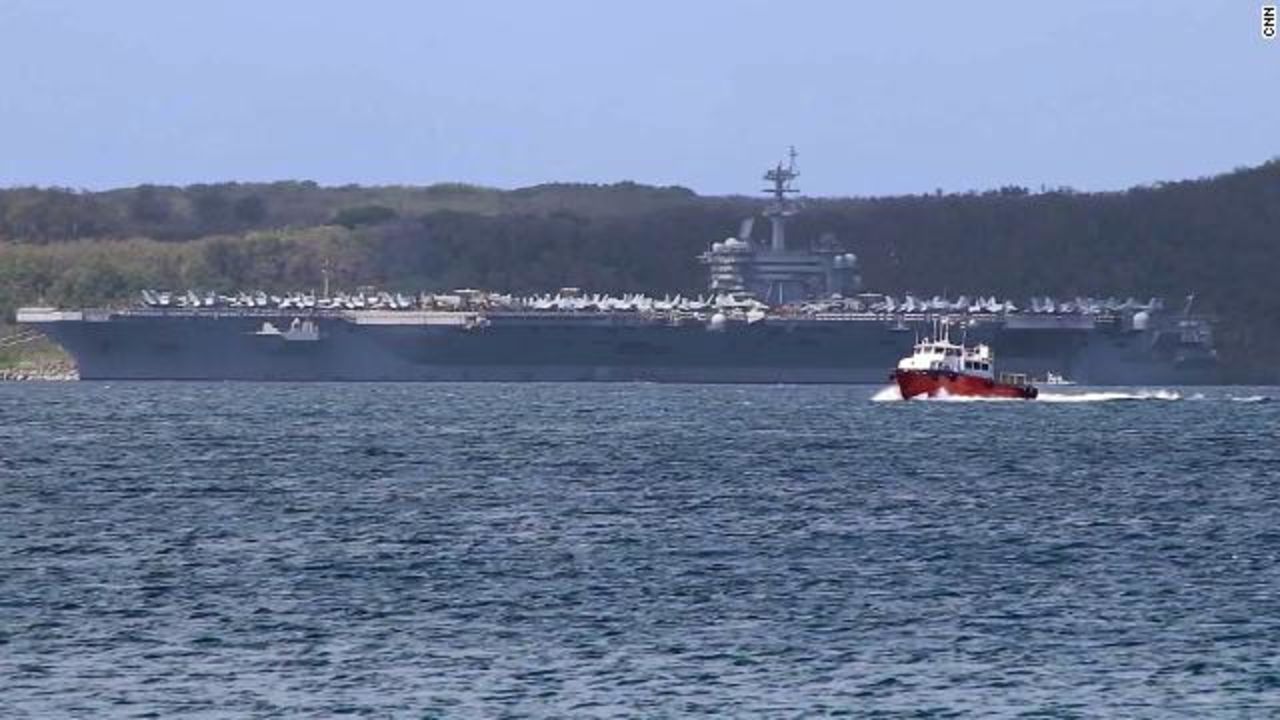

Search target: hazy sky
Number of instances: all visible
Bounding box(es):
[1,1,1275,195]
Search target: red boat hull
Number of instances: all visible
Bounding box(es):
[893,369,1038,400]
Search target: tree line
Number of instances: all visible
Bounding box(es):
[1,161,1278,380]
[0,181,700,242]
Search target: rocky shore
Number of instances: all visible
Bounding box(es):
[0,361,79,381]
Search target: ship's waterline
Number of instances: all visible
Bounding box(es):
[21,309,1217,385]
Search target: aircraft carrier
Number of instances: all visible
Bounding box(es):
[17,151,1220,384]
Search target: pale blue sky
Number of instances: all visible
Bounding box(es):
[1,1,1275,195]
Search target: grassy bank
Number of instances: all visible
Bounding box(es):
[0,322,72,375]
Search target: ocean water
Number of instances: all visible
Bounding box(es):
[2,382,1278,717]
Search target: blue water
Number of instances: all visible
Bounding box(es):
[2,383,1278,717]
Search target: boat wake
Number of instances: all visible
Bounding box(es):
[1035,389,1182,403]
[872,385,1187,403]
[1230,395,1271,403]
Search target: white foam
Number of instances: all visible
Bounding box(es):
[871,385,903,402]
[1035,389,1181,403]
[872,385,1021,403]
[1230,395,1270,403]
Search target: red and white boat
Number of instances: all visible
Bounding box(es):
[891,323,1038,400]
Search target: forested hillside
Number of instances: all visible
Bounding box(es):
[2,161,1278,380]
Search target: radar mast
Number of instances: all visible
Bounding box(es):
[763,146,800,251]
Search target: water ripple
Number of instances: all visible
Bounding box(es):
[1,383,1278,716]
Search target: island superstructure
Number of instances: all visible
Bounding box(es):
[700,147,860,304]
[17,152,1220,384]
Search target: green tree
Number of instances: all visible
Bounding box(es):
[233,194,268,226]
[130,185,172,224]
[332,204,398,229]
[191,186,233,232]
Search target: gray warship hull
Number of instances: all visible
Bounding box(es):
[20,309,1219,385]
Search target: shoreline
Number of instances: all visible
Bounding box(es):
[0,363,79,382]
